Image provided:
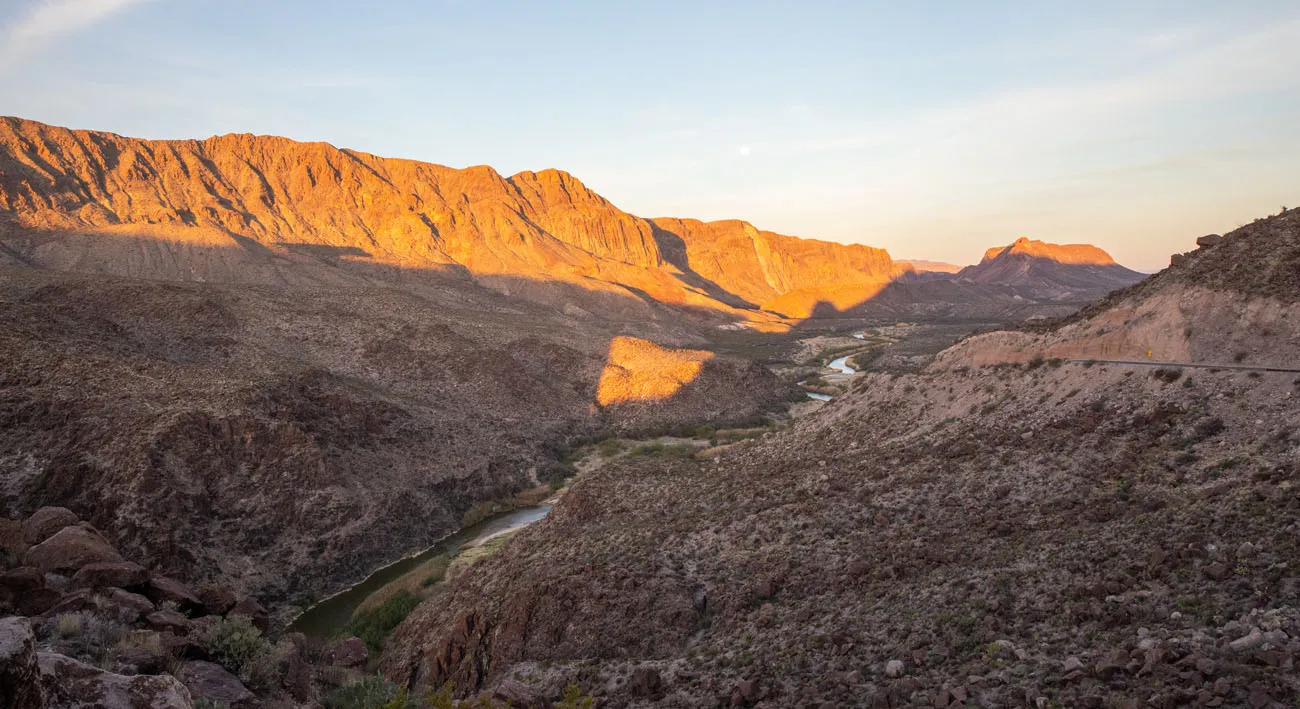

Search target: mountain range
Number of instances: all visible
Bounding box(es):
[0,117,1140,323]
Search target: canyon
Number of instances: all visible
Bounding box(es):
[3,116,1292,709]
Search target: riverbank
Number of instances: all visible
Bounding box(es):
[287,500,554,640]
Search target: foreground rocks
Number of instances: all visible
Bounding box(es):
[0,507,350,709]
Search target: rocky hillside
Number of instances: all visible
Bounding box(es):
[936,209,1300,368]
[379,210,1300,707]
[0,116,906,323]
[0,266,790,616]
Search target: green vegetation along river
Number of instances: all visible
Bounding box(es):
[287,505,551,638]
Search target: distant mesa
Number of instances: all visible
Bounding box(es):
[897,258,963,274]
[949,237,1144,297]
[978,236,1119,266]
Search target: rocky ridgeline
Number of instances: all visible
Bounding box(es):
[1,507,372,708]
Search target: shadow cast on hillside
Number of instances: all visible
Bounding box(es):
[648,223,759,310]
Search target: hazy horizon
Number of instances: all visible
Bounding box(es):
[3,0,1298,271]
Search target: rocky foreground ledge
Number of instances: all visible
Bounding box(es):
[1,507,372,708]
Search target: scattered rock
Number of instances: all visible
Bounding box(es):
[23,525,123,574]
[629,666,664,697]
[322,636,368,667]
[1062,656,1085,674]
[1196,234,1224,249]
[1204,562,1232,581]
[885,659,905,677]
[1229,628,1264,652]
[22,507,79,546]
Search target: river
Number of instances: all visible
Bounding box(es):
[827,356,856,375]
[287,504,551,638]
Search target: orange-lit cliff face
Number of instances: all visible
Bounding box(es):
[0,117,906,322]
[595,336,714,406]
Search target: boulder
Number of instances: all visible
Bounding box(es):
[197,584,238,616]
[1,567,62,615]
[162,632,210,662]
[1204,562,1232,581]
[229,597,270,633]
[178,660,254,707]
[72,561,149,590]
[145,610,193,636]
[322,636,368,667]
[145,576,203,616]
[42,588,98,617]
[0,617,47,709]
[1,565,44,599]
[106,588,156,624]
[23,525,123,574]
[22,507,79,545]
[0,518,26,566]
[1196,234,1224,249]
[39,651,195,709]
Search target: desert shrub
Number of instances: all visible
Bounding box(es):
[1026,354,1046,369]
[324,676,413,709]
[343,590,421,652]
[1234,350,1248,362]
[597,438,625,456]
[43,611,126,661]
[1191,417,1226,443]
[200,615,270,674]
[693,424,716,439]
[556,684,596,709]
[194,700,230,709]
[1152,368,1183,383]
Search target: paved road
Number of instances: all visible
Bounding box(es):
[1066,359,1300,374]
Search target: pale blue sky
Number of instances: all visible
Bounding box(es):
[2,0,1299,269]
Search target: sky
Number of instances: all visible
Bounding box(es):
[2,1,1299,270]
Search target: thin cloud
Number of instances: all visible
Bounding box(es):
[0,0,160,70]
